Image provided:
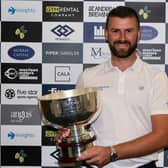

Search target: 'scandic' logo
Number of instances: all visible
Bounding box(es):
[138,6,151,19]
[15,25,28,39]
[15,150,27,163]
[5,89,16,99]
[51,25,74,37]
[8,6,16,15]
[5,68,18,79]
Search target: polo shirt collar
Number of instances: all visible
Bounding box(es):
[104,55,143,73]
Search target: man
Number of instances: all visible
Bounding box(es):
[57,6,168,168]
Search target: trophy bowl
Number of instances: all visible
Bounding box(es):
[39,87,99,164]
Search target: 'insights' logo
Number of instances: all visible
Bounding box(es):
[8,7,16,15]
[8,6,35,15]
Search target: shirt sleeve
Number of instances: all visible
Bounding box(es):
[149,71,168,115]
[75,71,85,89]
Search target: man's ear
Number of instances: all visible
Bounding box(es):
[138,29,141,42]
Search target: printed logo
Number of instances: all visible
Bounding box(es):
[8,6,16,15]
[84,2,124,22]
[15,150,27,163]
[83,43,110,64]
[50,150,60,160]
[15,25,28,39]
[2,22,42,42]
[1,125,41,146]
[138,6,151,19]
[126,2,165,23]
[42,84,75,95]
[42,126,58,146]
[8,131,34,140]
[2,1,42,21]
[87,6,112,18]
[1,146,41,165]
[140,26,158,40]
[1,43,42,63]
[42,43,83,63]
[2,63,42,83]
[11,110,32,123]
[8,6,35,15]
[8,45,35,60]
[43,22,82,42]
[1,84,41,105]
[84,22,105,42]
[137,44,165,64]
[5,68,18,79]
[94,25,104,40]
[5,89,16,99]
[1,104,40,125]
[55,66,71,82]
[8,131,15,139]
[43,1,83,21]
[42,64,82,84]
[51,25,74,37]
[91,47,109,59]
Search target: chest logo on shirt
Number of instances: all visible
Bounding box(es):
[138,86,144,90]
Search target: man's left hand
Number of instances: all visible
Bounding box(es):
[77,146,111,167]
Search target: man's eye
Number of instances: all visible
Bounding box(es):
[112,30,119,33]
[126,29,133,33]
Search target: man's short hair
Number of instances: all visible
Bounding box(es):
[105,6,140,29]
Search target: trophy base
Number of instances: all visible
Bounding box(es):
[58,125,96,163]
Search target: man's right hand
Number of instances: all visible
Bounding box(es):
[55,128,71,147]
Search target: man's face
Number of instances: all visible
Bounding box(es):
[105,17,141,58]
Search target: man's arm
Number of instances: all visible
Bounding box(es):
[115,114,168,159]
[77,114,168,167]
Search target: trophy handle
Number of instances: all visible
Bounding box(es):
[38,101,62,129]
[41,114,62,129]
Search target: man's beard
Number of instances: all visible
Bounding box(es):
[108,40,137,58]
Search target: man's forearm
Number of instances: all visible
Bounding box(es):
[114,131,167,160]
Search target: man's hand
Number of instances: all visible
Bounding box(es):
[55,128,70,147]
[77,146,111,167]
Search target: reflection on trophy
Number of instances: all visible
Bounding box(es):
[39,87,99,165]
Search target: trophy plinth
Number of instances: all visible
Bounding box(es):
[39,87,99,164]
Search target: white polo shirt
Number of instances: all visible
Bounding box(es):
[76,56,168,168]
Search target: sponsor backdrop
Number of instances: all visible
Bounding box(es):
[0,0,168,167]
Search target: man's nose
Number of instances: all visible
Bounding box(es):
[119,32,126,41]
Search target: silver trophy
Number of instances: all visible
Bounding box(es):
[39,87,99,165]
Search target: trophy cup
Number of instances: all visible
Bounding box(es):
[39,87,99,165]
